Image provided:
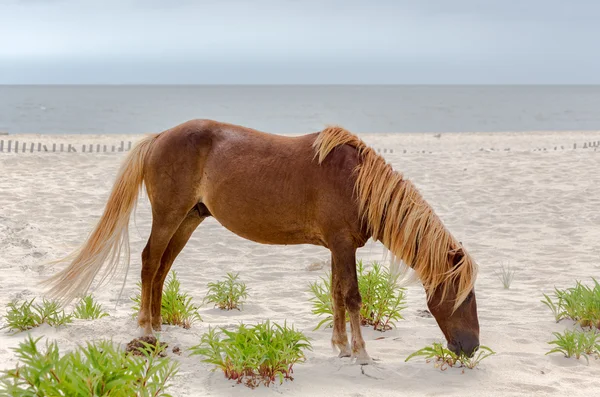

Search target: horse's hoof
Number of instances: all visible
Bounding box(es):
[353,352,373,365]
[139,325,154,338]
[335,343,352,358]
[338,350,352,358]
[152,324,162,332]
[355,357,373,365]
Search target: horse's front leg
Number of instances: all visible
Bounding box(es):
[331,254,351,357]
[331,238,372,365]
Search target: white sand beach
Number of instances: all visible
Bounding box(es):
[1,130,600,396]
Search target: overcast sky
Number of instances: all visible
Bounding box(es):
[0,0,599,84]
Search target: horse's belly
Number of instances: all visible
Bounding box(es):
[210,207,324,246]
[203,194,325,246]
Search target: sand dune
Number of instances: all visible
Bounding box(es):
[1,130,600,396]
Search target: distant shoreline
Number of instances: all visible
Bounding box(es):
[2,83,600,87]
[2,85,600,134]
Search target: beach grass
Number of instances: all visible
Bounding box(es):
[405,342,495,370]
[131,271,201,329]
[546,328,600,364]
[542,279,600,329]
[309,261,406,331]
[73,295,109,320]
[190,320,311,388]
[2,298,72,333]
[204,272,248,311]
[0,335,178,396]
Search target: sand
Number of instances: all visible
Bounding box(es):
[1,130,600,396]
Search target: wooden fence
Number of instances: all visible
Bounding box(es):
[1,138,600,155]
[0,138,393,155]
[0,140,133,153]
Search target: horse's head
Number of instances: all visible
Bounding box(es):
[426,248,480,357]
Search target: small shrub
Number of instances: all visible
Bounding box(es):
[204,272,248,310]
[308,275,334,330]
[2,298,72,333]
[309,261,406,331]
[541,279,600,329]
[0,335,178,396]
[73,295,109,320]
[190,321,312,388]
[2,299,37,332]
[132,271,201,329]
[546,329,600,364]
[358,261,407,330]
[496,262,515,289]
[405,342,495,370]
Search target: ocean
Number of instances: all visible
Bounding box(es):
[1,85,599,135]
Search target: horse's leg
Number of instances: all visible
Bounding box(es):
[138,212,187,336]
[331,239,372,364]
[151,210,205,331]
[331,253,351,357]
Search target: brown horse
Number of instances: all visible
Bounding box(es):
[44,119,479,364]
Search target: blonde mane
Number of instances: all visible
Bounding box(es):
[313,126,477,308]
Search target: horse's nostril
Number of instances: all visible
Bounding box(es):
[447,342,460,356]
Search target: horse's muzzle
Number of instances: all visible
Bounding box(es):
[448,339,480,358]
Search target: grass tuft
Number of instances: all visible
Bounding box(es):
[496,262,516,289]
[0,335,178,396]
[546,329,600,364]
[2,298,72,333]
[541,279,600,329]
[132,271,201,329]
[405,342,495,370]
[190,321,311,388]
[204,272,248,310]
[73,295,109,320]
[309,260,406,331]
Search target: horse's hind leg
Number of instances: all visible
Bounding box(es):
[331,253,351,357]
[331,238,372,364]
[151,208,206,331]
[138,207,191,336]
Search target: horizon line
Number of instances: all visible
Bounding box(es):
[2,83,600,87]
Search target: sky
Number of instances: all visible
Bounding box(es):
[0,0,599,84]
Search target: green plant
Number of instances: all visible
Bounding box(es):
[546,329,600,364]
[405,342,495,370]
[204,272,248,310]
[358,261,407,330]
[2,298,72,332]
[459,346,497,369]
[73,295,109,320]
[0,335,178,396]
[496,262,515,289]
[190,321,312,388]
[542,290,564,322]
[308,275,335,330]
[309,261,406,331]
[132,271,201,329]
[405,342,457,370]
[541,279,600,329]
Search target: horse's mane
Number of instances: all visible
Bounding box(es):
[313,126,477,309]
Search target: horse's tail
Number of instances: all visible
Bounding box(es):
[42,134,158,303]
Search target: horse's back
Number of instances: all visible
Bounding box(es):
[147,120,365,247]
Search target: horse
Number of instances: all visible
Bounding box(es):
[43,119,479,364]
